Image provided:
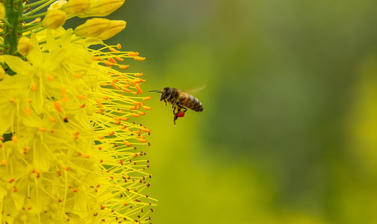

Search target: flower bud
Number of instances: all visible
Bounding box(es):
[97,20,126,40]
[43,9,67,29]
[65,0,90,14]
[74,18,110,37]
[48,0,67,10]
[0,3,5,20]
[78,0,124,18]
[17,36,33,56]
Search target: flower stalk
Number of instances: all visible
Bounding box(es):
[2,0,23,55]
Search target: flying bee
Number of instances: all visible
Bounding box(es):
[150,87,204,124]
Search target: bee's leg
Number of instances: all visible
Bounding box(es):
[174,113,178,125]
[176,103,187,112]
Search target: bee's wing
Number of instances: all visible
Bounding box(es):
[184,85,206,95]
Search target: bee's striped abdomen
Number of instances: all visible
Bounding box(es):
[178,92,203,112]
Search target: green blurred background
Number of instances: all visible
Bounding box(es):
[107,0,377,223]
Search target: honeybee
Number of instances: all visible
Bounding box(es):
[150,87,204,124]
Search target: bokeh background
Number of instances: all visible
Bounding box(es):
[99,0,377,223]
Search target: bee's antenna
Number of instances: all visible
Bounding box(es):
[149,90,162,93]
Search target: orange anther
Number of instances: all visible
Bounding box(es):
[25,107,31,115]
[111,82,120,90]
[77,94,86,100]
[47,75,54,81]
[12,136,17,143]
[96,99,103,108]
[73,189,78,192]
[110,47,120,53]
[92,56,100,61]
[49,116,56,122]
[134,73,143,77]
[8,178,15,183]
[54,101,62,112]
[31,82,37,91]
[128,52,139,56]
[116,43,122,49]
[39,127,46,132]
[74,73,82,78]
[143,106,152,110]
[115,56,123,61]
[138,111,146,115]
[135,83,142,95]
[9,98,15,103]
[1,160,7,166]
[134,56,146,61]
[122,88,132,92]
[61,165,69,171]
[137,138,147,143]
[123,141,132,146]
[108,57,117,64]
[119,65,129,69]
[98,136,105,140]
[131,113,140,117]
[142,96,152,101]
[104,61,115,66]
[56,170,62,176]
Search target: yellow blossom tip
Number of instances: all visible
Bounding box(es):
[17,36,33,56]
[43,9,67,29]
[97,20,127,40]
[75,18,111,38]
[78,0,125,18]
[65,0,90,14]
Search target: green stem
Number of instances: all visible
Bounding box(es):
[23,0,55,16]
[22,23,43,33]
[24,0,52,9]
[22,11,47,21]
[3,0,23,55]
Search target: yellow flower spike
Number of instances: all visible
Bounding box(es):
[42,9,67,29]
[74,18,110,37]
[97,20,126,40]
[0,3,5,20]
[17,36,33,56]
[64,0,90,14]
[1,1,154,221]
[78,0,125,18]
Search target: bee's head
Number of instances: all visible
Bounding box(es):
[160,87,171,101]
